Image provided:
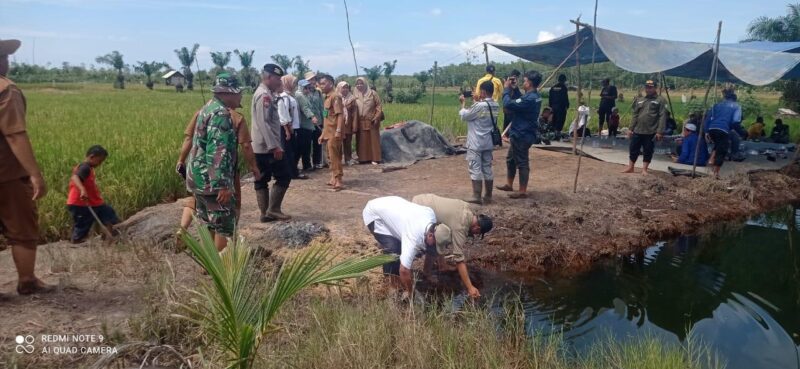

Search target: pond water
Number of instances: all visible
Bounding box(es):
[475,206,800,369]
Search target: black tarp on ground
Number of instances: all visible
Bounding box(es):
[380,120,464,164]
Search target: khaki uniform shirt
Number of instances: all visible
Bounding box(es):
[411,194,472,264]
[251,84,282,153]
[0,76,29,183]
[630,94,668,135]
[322,91,344,140]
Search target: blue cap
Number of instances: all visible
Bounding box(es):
[298,79,311,88]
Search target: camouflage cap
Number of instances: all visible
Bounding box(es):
[212,72,241,94]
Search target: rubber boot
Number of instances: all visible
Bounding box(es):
[267,185,292,220]
[483,180,493,204]
[465,180,483,205]
[256,188,274,222]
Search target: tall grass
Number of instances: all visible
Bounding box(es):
[20,83,798,240]
[263,295,725,369]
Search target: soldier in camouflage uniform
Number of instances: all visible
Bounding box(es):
[186,72,242,251]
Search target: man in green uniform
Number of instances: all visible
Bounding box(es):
[411,193,493,298]
[622,80,667,175]
[186,72,241,252]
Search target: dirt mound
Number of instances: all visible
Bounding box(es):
[380,120,463,164]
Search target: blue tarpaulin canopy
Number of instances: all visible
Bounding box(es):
[489,26,800,86]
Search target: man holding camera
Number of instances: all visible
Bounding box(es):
[459,80,499,204]
[502,69,523,132]
[496,71,543,199]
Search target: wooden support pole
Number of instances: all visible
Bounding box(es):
[691,21,723,178]
[429,61,437,125]
[483,43,490,66]
[571,17,582,155]
[661,73,676,121]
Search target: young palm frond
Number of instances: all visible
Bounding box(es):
[178,227,395,369]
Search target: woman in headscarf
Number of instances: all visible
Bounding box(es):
[335,81,359,165]
[277,74,308,179]
[354,77,383,164]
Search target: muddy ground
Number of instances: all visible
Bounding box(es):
[1,146,799,368]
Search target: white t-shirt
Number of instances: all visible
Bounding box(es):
[362,196,436,269]
[277,92,301,130]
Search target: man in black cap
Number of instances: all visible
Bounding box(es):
[412,193,493,299]
[251,63,293,221]
[622,79,666,175]
[548,74,569,137]
[502,69,523,132]
[475,64,503,102]
[0,39,54,296]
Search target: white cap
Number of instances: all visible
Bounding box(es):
[685,123,697,132]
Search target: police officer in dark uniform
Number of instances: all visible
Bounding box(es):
[502,69,523,132]
[548,73,569,138]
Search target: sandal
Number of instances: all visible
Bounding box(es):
[508,192,528,199]
[496,184,514,192]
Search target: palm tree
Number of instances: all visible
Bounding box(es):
[179,227,394,369]
[175,44,200,90]
[234,49,256,88]
[383,60,397,102]
[210,51,232,77]
[293,55,311,79]
[134,61,167,90]
[362,65,383,90]
[270,54,295,74]
[414,71,430,92]
[746,3,800,110]
[746,3,800,41]
[95,51,126,89]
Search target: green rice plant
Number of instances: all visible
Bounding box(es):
[177,227,395,369]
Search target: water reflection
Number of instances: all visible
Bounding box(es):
[483,206,800,369]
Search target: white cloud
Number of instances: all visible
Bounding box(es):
[536,31,556,42]
[430,8,442,16]
[458,33,514,49]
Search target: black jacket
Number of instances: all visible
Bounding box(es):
[548,82,569,111]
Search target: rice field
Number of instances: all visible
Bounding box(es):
[19,83,798,240]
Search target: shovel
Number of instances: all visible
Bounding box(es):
[84,201,115,241]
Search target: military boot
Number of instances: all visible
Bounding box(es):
[483,180,493,204]
[465,180,483,205]
[256,188,274,222]
[267,185,292,220]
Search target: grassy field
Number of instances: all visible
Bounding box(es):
[17,82,800,240]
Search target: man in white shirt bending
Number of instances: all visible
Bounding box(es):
[362,196,452,295]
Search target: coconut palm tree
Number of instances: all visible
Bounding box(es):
[95,51,127,89]
[746,3,800,109]
[383,60,397,102]
[210,51,232,77]
[293,55,311,79]
[134,61,168,90]
[234,49,256,88]
[270,54,295,74]
[175,44,200,90]
[362,65,383,90]
[178,227,394,369]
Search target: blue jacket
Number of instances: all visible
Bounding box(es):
[503,88,541,140]
[705,98,742,133]
[677,133,709,166]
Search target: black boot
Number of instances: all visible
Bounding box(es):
[256,188,274,222]
[267,185,292,220]
[465,180,483,205]
[483,180,493,204]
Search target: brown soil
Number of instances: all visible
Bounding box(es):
[1,147,799,368]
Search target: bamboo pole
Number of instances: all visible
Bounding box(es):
[429,61,437,125]
[573,0,599,193]
[343,0,359,77]
[483,43,490,66]
[691,21,722,178]
[571,17,583,155]
[661,73,676,120]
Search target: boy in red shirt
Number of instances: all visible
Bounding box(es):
[66,145,119,243]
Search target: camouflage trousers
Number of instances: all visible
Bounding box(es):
[195,193,236,237]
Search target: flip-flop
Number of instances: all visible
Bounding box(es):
[17,280,56,295]
[508,192,528,199]
[332,185,345,192]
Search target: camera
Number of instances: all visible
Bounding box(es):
[462,90,473,98]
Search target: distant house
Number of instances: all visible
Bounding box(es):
[162,70,185,87]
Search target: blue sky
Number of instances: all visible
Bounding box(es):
[0,0,791,75]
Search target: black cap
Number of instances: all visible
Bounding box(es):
[477,214,493,239]
[262,63,286,77]
[486,64,495,73]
